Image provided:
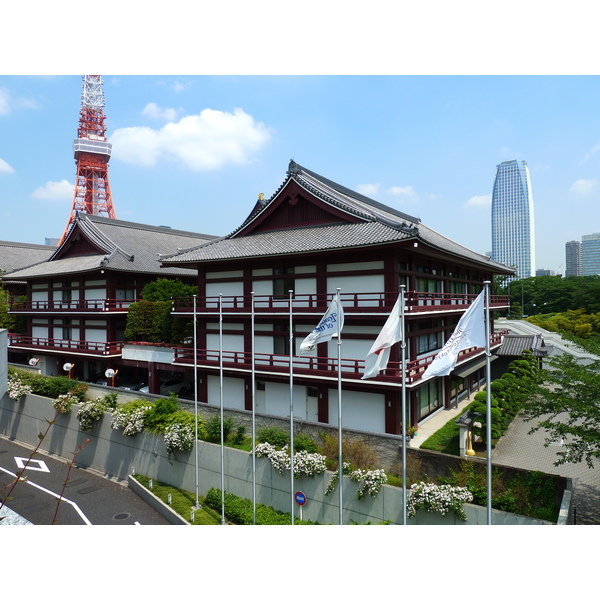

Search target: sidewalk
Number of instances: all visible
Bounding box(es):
[410,392,476,448]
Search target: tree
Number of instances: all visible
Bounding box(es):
[140,278,196,302]
[523,353,600,468]
[124,278,196,343]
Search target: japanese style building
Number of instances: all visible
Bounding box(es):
[5,213,216,384]
[160,160,514,434]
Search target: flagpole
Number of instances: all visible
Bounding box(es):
[400,285,407,525]
[193,294,200,509]
[336,288,343,525]
[219,293,225,525]
[289,289,295,525]
[484,280,492,525]
[251,291,257,525]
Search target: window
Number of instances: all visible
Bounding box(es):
[273,267,295,298]
[417,332,443,354]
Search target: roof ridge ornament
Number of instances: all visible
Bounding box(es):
[287,159,301,175]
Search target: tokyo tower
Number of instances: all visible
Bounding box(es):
[59,75,116,244]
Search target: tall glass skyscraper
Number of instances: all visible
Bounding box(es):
[491,159,535,280]
[581,233,600,275]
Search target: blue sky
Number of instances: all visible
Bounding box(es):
[1,5,599,278]
[1,74,598,275]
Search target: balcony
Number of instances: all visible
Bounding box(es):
[171,292,510,316]
[8,334,124,357]
[10,299,135,314]
[172,330,507,385]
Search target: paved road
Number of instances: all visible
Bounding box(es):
[0,437,170,525]
[493,319,600,524]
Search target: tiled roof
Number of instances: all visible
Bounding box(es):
[0,240,55,276]
[162,160,514,274]
[6,214,217,280]
[495,334,553,357]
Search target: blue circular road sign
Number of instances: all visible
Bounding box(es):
[295,491,307,506]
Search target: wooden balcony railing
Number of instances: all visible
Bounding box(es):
[8,334,124,356]
[171,291,509,315]
[172,330,507,384]
[10,299,135,313]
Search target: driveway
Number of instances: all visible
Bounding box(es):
[493,319,600,525]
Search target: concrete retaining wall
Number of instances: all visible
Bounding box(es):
[0,391,557,525]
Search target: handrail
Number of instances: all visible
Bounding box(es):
[10,298,135,312]
[172,329,508,384]
[171,291,509,313]
[7,334,124,355]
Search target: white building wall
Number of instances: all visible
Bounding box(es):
[329,388,386,433]
[206,375,245,411]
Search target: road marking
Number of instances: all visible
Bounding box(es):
[15,457,50,473]
[0,465,92,525]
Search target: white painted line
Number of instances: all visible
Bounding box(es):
[0,465,92,525]
[15,457,50,472]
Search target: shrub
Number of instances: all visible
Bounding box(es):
[111,400,154,436]
[293,433,319,454]
[7,368,88,400]
[51,392,78,414]
[144,394,180,433]
[319,433,378,470]
[77,397,108,431]
[103,391,119,410]
[407,482,474,521]
[163,411,203,455]
[257,426,289,448]
[232,424,246,446]
[204,488,315,525]
[205,415,235,443]
[7,375,32,400]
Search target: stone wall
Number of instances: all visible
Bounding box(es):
[0,390,567,525]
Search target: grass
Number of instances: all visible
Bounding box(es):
[133,474,222,525]
[419,402,475,455]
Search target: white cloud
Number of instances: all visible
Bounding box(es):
[386,185,419,203]
[579,144,600,165]
[356,183,381,197]
[0,87,38,115]
[142,102,179,122]
[0,158,14,174]
[0,88,11,115]
[31,179,73,201]
[110,108,272,171]
[465,194,492,207]
[570,178,597,195]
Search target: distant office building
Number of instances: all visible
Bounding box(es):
[536,269,555,276]
[582,233,600,275]
[491,159,536,280]
[565,240,582,277]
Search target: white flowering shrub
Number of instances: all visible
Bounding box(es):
[255,442,291,473]
[7,376,32,401]
[76,398,107,431]
[164,421,195,454]
[293,450,327,477]
[348,468,388,499]
[325,462,352,496]
[111,402,153,436]
[254,442,327,478]
[51,392,78,414]
[407,482,474,521]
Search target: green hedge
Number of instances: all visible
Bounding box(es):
[204,488,317,525]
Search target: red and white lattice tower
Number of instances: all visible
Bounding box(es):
[59,75,116,244]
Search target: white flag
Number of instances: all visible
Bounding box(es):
[299,297,344,354]
[421,290,487,381]
[362,294,403,379]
